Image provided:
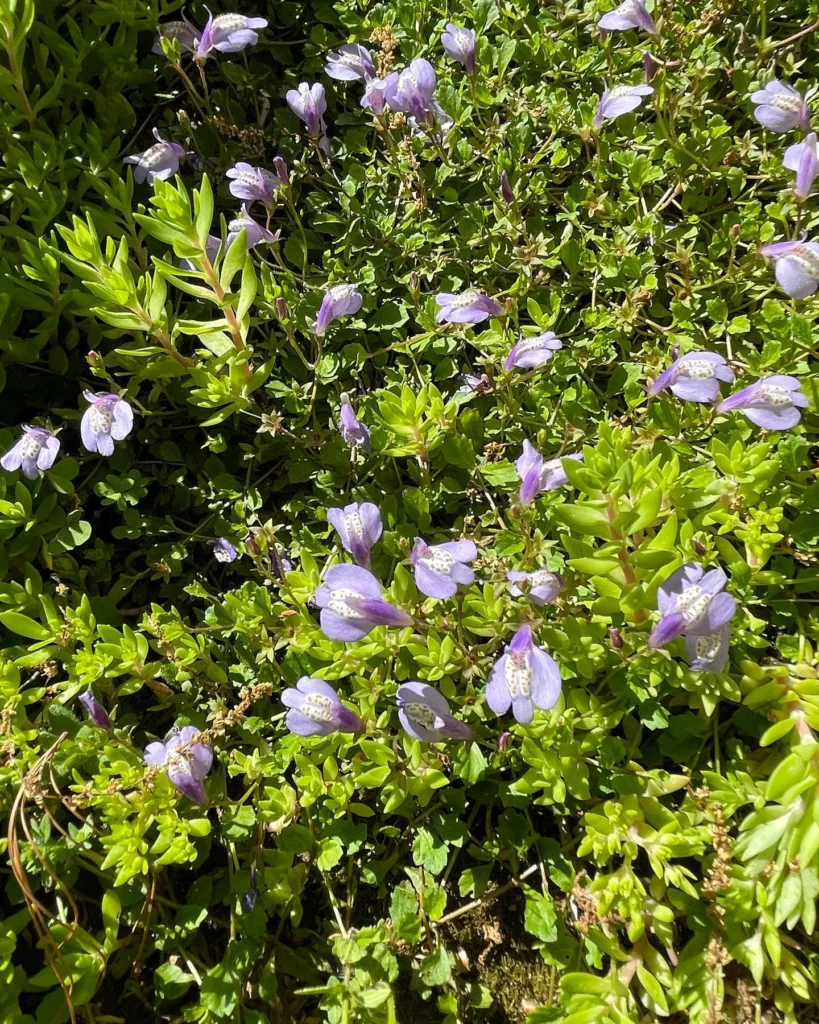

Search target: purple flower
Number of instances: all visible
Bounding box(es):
[385,59,438,125]
[144,725,213,805]
[397,682,473,742]
[441,24,476,75]
[79,690,111,729]
[685,626,730,673]
[286,82,327,137]
[270,545,294,578]
[314,564,412,641]
[516,442,582,505]
[717,375,808,430]
[123,129,186,185]
[195,12,267,59]
[339,393,371,452]
[599,0,656,33]
[361,74,397,114]
[750,80,811,133]
[227,205,277,249]
[80,392,133,456]
[325,43,375,81]
[1,426,60,480]
[760,238,819,298]
[784,132,819,199]
[458,372,493,395]
[212,538,238,563]
[594,83,654,127]
[505,332,563,372]
[316,283,363,335]
[435,290,503,325]
[649,562,736,649]
[500,170,515,204]
[282,677,363,736]
[153,17,201,56]
[507,568,565,606]
[226,162,281,207]
[486,624,562,724]
[326,502,383,568]
[648,351,735,403]
[410,537,477,599]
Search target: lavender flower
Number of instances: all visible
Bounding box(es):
[648,562,736,649]
[80,392,133,456]
[599,0,656,33]
[144,725,213,805]
[282,677,363,736]
[325,43,375,81]
[505,332,563,372]
[212,538,238,563]
[79,691,111,729]
[153,17,200,56]
[648,351,735,403]
[286,82,327,137]
[123,129,186,184]
[594,83,654,127]
[339,393,371,453]
[500,170,515,203]
[397,682,473,742]
[507,568,565,606]
[326,502,383,568]
[717,375,808,430]
[750,80,811,133]
[486,624,562,724]
[316,283,363,335]
[1,426,60,480]
[441,24,476,75]
[226,162,281,207]
[410,538,477,599]
[516,442,582,505]
[760,238,819,299]
[384,59,438,126]
[784,132,819,199]
[361,74,397,114]
[314,564,412,641]
[685,626,730,673]
[227,205,277,249]
[435,290,503,324]
[194,12,267,59]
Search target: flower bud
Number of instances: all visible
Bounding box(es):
[642,51,655,82]
[498,731,513,752]
[79,690,112,729]
[245,537,261,556]
[693,536,707,556]
[500,170,515,204]
[275,296,289,320]
[273,155,289,185]
[729,223,741,241]
[87,351,102,366]
[670,342,680,361]
[609,627,624,650]
[408,270,419,291]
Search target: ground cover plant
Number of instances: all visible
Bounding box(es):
[1,0,819,1020]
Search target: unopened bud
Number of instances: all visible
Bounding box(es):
[275,297,289,320]
[693,536,707,556]
[245,537,261,556]
[408,271,419,291]
[87,350,101,366]
[730,223,741,240]
[670,342,680,361]
[498,731,513,752]
[609,627,623,650]
[500,170,515,204]
[273,156,289,185]
[642,51,655,82]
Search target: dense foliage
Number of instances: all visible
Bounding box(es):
[2,0,819,1021]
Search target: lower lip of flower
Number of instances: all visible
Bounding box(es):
[505,651,532,697]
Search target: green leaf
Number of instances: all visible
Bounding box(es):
[0,611,50,641]
[554,504,612,538]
